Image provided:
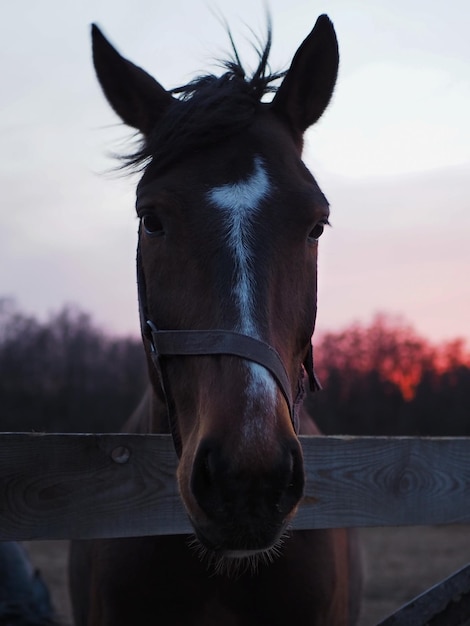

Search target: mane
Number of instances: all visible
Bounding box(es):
[123,27,285,173]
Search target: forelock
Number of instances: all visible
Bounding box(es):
[121,29,285,174]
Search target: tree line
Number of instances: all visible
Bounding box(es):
[0,301,469,435]
[0,299,145,433]
[308,314,470,436]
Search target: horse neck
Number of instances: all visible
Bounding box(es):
[122,386,169,434]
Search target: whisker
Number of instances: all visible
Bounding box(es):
[186,532,287,578]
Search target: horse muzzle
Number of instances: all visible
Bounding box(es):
[183,435,305,554]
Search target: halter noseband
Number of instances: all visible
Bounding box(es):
[137,244,321,458]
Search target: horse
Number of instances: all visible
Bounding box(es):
[0,542,57,625]
[69,14,362,626]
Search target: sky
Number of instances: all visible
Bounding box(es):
[1,0,469,342]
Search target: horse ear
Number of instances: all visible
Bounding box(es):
[271,15,339,135]
[91,24,174,135]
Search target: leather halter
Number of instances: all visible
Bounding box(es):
[137,241,321,458]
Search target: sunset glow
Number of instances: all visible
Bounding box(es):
[315,314,470,402]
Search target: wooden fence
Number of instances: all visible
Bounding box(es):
[1,433,469,541]
[2,433,470,624]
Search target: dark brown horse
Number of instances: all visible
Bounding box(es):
[69,14,362,626]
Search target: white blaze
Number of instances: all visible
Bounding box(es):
[208,157,277,413]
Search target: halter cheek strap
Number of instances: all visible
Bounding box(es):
[137,241,321,457]
[146,321,321,458]
[149,322,293,411]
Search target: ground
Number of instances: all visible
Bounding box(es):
[23,525,470,626]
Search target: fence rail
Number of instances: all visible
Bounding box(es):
[1,433,470,541]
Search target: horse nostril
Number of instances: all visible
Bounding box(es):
[201,450,213,486]
[277,443,305,517]
[191,441,219,515]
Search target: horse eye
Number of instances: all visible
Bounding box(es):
[142,214,164,237]
[308,219,329,242]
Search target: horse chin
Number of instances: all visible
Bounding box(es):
[187,524,290,577]
[189,538,288,578]
[223,547,279,560]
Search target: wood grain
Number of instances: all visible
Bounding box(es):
[0,434,469,540]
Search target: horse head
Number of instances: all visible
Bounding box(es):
[91,15,338,561]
